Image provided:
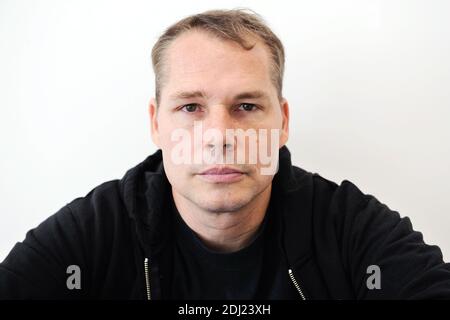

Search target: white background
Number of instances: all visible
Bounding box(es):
[1,0,449,262]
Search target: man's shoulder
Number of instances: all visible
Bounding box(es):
[56,178,132,232]
[53,151,165,233]
[67,179,123,212]
[289,165,397,224]
[290,165,370,206]
[313,173,373,210]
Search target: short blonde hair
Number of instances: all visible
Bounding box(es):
[151,8,285,104]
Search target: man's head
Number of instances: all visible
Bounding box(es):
[149,9,289,213]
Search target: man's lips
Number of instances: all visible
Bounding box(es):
[197,166,245,183]
[199,166,244,175]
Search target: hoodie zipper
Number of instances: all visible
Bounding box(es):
[288,269,306,300]
[144,258,151,300]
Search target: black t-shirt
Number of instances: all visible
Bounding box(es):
[169,194,300,300]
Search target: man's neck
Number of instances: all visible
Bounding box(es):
[172,185,272,253]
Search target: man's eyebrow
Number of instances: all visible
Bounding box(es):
[234,90,268,100]
[170,90,208,100]
[169,90,268,101]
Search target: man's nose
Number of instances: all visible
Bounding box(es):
[203,106,236,150]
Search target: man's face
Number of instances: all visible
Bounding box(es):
[149,30,289,213]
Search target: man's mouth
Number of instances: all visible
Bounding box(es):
[197,166,245,183]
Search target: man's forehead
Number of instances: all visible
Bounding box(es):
[165,30,271,74]
[160,31,275,102]
[168,30,261,55]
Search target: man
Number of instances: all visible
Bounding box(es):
[1,9,449,300]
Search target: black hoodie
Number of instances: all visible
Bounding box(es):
[1,147,450,299]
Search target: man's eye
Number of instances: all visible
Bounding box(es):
[237,103,257,112]
[181,104,199,113]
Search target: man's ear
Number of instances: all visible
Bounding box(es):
[279,98,290,148]
[148,98,160,147]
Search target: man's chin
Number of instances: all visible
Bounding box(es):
[195,197,251,214]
